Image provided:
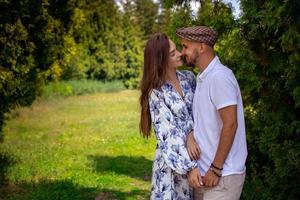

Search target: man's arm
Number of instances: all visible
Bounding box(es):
[203,105,237,187]
[212,105,237,168]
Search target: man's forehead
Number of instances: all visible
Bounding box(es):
[181,39,194,46]
[181,38,199,46]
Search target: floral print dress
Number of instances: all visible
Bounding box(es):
[149,70,197,200]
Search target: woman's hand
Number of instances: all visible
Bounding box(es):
[187,131,201,160]
[188,167,203,188]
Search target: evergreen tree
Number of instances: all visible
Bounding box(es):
[164,5,193,44]
[238,1,300,199]
[0,0,74,140]
[135,0,160,38]
[121,0,144,88]
[75,0,126,80]
[196,0,235,35]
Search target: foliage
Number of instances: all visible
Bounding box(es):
[0,0,146,141]
[164,6,194,45]
[120,0,144,89]
[135,0,160,38]
[195,0,235,35]
[237,0,300,199]
[73,0,126,80]
[0,0,74,141]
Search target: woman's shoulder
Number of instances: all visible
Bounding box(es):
[177,70,196,86]
[177,70,195,79]
[149,88,164,100]
[149,84,174,102]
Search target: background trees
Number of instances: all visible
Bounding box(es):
[238,1,300,199]
[0,0,76,140]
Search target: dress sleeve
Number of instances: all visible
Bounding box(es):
[149,90,197,175]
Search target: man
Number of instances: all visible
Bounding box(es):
[176,26,247,200]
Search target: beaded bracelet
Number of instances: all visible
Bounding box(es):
[209,167,222,178]
[211,163,223,171]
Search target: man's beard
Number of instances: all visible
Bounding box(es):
[184,57,195,68]
[183,49,199,68]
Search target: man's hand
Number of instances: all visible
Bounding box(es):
[187,131,201,160]
[203,169,220,187]
[188,168,203,188]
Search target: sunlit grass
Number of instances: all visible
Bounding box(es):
[41,80,125,99]
[0,90,156,200]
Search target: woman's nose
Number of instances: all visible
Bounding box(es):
[177,51,182,57]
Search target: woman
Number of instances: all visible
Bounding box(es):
[139,33,200,199]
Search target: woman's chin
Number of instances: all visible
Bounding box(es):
[177,61,183,66]
[171,62,183,69]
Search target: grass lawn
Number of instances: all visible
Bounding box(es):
[0,90,156,200]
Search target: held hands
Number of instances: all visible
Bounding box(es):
[188,164,222,188]
[203,169,220,187]
[188,168,203,188]
[186,130,222,188]
[203,164,222,187]
[187,131,201,160]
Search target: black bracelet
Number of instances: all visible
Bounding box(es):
[211,163,223,171]
[210,167,222,178]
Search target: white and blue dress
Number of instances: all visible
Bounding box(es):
[149,70,197,200]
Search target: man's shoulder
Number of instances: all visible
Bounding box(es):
[210,64,235,81]
[213,63,232,75]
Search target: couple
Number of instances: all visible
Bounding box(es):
[139,26,247,200]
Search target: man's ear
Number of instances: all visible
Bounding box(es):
[198,43,205,53]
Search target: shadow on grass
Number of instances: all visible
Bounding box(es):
[0,179,94,200]
[88,155,153,181]
[0,152,15,186]
[95,188,149,200]
[0,179,149,200]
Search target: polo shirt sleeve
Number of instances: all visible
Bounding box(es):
[210,71,238,110]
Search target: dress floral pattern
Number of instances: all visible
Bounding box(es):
[149,70,197,200]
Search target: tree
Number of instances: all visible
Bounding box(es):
[164,5,194,45]
[238,0,300,199]
[120,0,144,88]
[195,0,235,35]
[0,0,75,140]
[135,0,159,39]
[74,0,126,80]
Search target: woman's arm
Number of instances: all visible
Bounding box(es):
[149,90,197,175]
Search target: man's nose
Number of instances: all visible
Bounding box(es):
[181,49,185,55]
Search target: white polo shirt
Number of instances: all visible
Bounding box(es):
[193,56,247,176]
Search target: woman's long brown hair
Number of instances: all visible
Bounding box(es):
[139,33,170,138]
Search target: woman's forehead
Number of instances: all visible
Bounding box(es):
[169,40,176,49]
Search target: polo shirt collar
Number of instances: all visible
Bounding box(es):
[198,55,220,81]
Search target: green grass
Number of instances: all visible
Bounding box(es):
[41,80,125,99]
[0,90,156,200]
